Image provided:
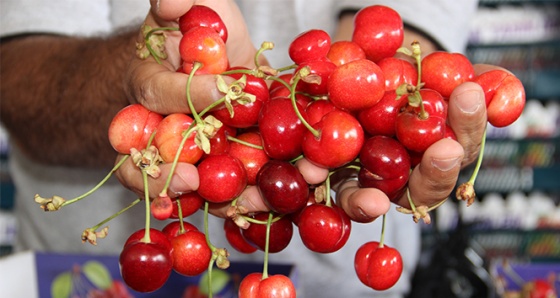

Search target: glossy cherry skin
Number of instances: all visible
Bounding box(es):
[358,135,411,202]
[154,113,203,164]
[473,69,526,127]
[170,192,205,219]
[180,26,228,75]
[357,91,408,137]
[242,212,293,253]
[170,230,212,277]
[365,245,403,290]
[395,89,447,153]
[352,5,404,62]
[228,131,269,185]
[354,241,403,291]
[302,109,365,169]
[326,40,366,67]
[162,220,199,238]
[178,5,228,42]
[258,97,308,160]
[201,124,235,159]
[297,204,351,253]
[119,241,173,293]
[327,59,385,111]
[197,154,247,203]
[223,218,257,254]
[123,228,173,254]
[256,160,309,214]
[377,57,418,91]
[238,272,296,298]
[421,51,475,99]
[295,59,337,96]
[305,99,339,126]
[212,66,270,128]
[108,104,163,154]
[288,29,331,64]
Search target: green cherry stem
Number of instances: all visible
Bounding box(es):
[186,62,204,124]
[466,127,487,186]
[378,213,387,248]
[141,169,152,243]
[87,198,141,234]
[289,68,319,137]
[203,201,218,298]
[261,212,274,280]
[226,135,264,150]
[57,155,130,207]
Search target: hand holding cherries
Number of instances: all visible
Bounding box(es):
[34,3,525,297]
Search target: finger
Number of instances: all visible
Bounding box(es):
[207,185,270,218]
[294,158,330,185]
[151,0,194,22]
[447,81,487,166]
[396,138,464,209]
[126,62,234,115]
[336,180,392,223]
[115,155,199,198]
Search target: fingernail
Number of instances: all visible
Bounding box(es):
[431,156,462,172]
[454,90,482,114]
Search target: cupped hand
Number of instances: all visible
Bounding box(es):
[125,0,259,115]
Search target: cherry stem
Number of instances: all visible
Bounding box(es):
[241,214,283,225]
[186,62,204,124]
[159,125,196,196]
[466,127,487,185]
[88,198,141,232]
[176,199,186,234]
[378,213,387,248]
[198,96,226,117]
[145,26,179,64]
[289,69,319,137]
[203,202,217,298]
[226,135,264,150]
[59,155,129,207]
[141,169,152,243]
[261,212,274,280]
[406,188,418,214]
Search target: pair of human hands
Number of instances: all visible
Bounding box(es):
[116,0,488,223]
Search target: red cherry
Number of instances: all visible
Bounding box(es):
[377,57,418,91]
[357,91,407,137]
[302,109,365,168]
[366,245,403,290]
[154,113,203,164]
[421,51,475,99]
[326,40,366,67]
[212,67,270,128]
[197,154,247,203]
[119,241,173,293]
[151,194,174,220]
[108,104,163,154]
[327,59,385,111]
[258,97,308,160]
[242,212,293,253]
[179,26,228,75]
[123,228,173,254]
[178,5,228,42]
[170,230,212,276]
[170,192,205,219]
[256,160,309,214]
[288,29,331,64]
[358,135,411,202]
[223,218,257,254]
[473,69,526,127]
[228,131,269,185]
[162,220,199,239]
[297,204,351,253]
[354,241,403,291]
[295,59,337,96]
[201,124,235,159]
[352,5,404,62]
[238,272,296,298]
[395,89,447,153]
[305,99,339,126]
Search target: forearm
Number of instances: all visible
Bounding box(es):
[0,29,137,168]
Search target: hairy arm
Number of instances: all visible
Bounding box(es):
[0,29,137,168]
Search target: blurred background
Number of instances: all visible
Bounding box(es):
[1,0,559,297]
